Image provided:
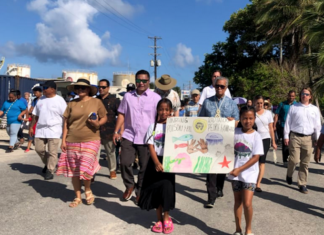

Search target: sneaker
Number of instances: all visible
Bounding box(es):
[232,232,243,235]
[286,176,292,185]
[44,170,54,180]
[42,165,48,174]
[217,189,224,198]
[299,186,308,194]
[5,148,14,153]
[24,149,30,153]
[110,171,117,180]
[204,200,215,208]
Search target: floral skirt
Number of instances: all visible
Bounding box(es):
[56,140,101,180]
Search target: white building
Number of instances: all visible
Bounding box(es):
[6,64,31,77]
[62,70,98,85]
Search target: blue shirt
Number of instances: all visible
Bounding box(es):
[275,100,297,127]
[179,109,185,117]
[1,100,26,125]
[199,95,239,120]
[20,97,28,108]
[31,98,39,107]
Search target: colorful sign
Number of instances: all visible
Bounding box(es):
[163,117,235,173]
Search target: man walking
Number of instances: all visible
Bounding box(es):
[199,76,239,208]
[30,81,67,180]
[274,90,297,166]
[184,89,200,117]
[113,70,160,202]
[97,79,120,180]
[198,70,232,107]
[284,88,321,194]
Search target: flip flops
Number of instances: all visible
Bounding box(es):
[163,218,174,234]
[151,221,163,233]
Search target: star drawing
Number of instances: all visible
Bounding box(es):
[218,156,231,168]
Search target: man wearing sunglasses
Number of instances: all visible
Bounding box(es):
[97,79,120,180]
[284,88,321,194]
[199,76,239,208]
[113,70,161,202]
[30,81,67,180]
[198,70,232,108]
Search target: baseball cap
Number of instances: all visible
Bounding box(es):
[191,89,200,95]
[40,81,56,89]
[126,83,135,91]
[32,86,43,92]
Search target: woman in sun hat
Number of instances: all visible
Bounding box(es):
[56,78,107,208]
[154,74,181,116]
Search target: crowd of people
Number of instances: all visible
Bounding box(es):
[0,69,323,235]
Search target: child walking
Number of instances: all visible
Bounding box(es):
[138,98,175,234]
[228,106,264,235]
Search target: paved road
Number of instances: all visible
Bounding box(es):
[0,129,324,235]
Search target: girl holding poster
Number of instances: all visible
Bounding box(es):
[228,106,264,235]
[138,98,175,234]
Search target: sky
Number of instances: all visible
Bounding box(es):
[0,0,250,89]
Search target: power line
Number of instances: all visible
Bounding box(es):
[100,0,154,36]
[149,36,161,81]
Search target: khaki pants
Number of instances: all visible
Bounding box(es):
[101,139,116,172]
[35,138,60,174]
[287,133,312,186]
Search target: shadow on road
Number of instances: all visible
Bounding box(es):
[255,178,324,218]
[176,182,206,204]
[22,179,74,202]
[269,177,324,193]
[9,163,43,176]
[178,173,206,183]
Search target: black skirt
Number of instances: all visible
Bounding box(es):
[138,156,176,212]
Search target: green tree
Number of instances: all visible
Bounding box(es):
[172,86,181,98]
[149,82,155,89]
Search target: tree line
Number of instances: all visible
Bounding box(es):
[194,0,324,106]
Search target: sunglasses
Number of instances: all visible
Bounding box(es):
[215,84,226,89]
[99,86,107,89]
[301,93,310,96]
[136,79,149,84]
[43,86,49,90]
[75,85,88,90]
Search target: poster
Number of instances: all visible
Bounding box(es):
[163,117,235,173]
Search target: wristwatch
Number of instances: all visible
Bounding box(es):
[114,132,119,134]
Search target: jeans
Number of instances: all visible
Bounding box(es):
[6,123,21,147]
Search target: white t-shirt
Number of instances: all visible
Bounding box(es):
[198,85,232,105]
[255,110,273,139]
[228,128,264,184]
[145,123,166,156]
[32,95,67,138]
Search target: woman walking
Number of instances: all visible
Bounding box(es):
[254,95,277,192]
[0,91,27,152]
[56,78,107,207]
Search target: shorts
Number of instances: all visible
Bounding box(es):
[232,180,256,192]
[28,135,34,141]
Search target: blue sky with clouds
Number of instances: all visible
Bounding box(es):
[0,0,250,89]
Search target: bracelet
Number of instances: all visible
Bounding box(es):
[114,132,119,134]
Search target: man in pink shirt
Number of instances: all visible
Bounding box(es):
[113,70,161,202]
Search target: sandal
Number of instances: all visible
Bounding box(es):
[151,221,163,233]
[163,218,174,234]
[25,149,30,153]
[85,190,95,205]
[255,187,262,192]
[69,198,82,208]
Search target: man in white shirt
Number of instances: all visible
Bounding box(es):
[284,88,321,194]
[198,70,232,107]
[30,81,67,180]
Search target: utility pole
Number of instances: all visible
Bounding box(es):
[148,36,161,80]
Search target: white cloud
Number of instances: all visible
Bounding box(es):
[173,43,199,68]
[3,0,131,66]
[87,0,144,18]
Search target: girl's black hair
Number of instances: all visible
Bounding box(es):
[237,105,258,131]
[146,98,172,143]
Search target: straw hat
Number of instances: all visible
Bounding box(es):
[67,78,98,96]
[155,74,177,90]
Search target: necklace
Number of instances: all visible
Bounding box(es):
[214,96,225,117]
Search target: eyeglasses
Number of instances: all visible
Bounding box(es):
[301,93,310,96]
[215,84,226,89]
[75,85,88,90]
[43,86,49,90]
[136,79,148,84]
[99,86,107,89]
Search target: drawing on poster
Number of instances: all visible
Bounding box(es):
[163,117,235,174]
